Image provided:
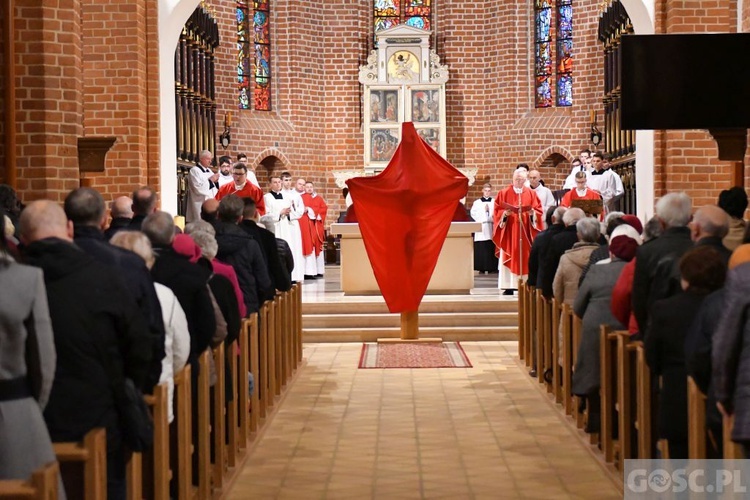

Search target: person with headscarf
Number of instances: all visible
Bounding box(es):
[572,223,641,433]
[646,245,727,458]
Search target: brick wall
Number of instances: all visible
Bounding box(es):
[4,0,749,219]
[79,0,160,202]
[13,0,83,202]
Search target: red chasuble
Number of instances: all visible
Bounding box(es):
[491,186,542,276]
[215,181,267,215]
[300,193,328,256]
[346,122,468,313]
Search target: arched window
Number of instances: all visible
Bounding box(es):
[534,0,573,108]
[374,1,432,41]
[237,1,271,111]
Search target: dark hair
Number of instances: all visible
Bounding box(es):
[237,153,248,161]
[280,171,292,180]
[718,187,748,220]
[219,155,232,166]
[0,185,21,216]
[605,217,625,237]
[218,194,244,222]
[64,187,105,225]
[232,163,248,173]
[342,187,349,198]
[0,213,8,265]
[592,152,604,160]
[643,216,664,242]
[544,206,556,227]
[242,197,257,218]
[516,163,530,171]
[132,186,157,216]
[679,246,727,293]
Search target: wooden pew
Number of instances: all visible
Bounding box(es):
[517,279,526,362]
[688,376,707,459]
[172,365,193,500]
[541,296,553,392]
[551,298,562,404]
[572,313,585,429]
[294,282,303,365]
[226,339,239,467]
[259,302,272,416]
[561,303,574,416]
[274,294,284,394]
[535,289,544,382]
[242,314,260,437]
[600,325,620,464]
[0,462,59,499]
[52,428,106,500]
[196,350,211,500]
[132,382,170,500]
[266,300,278,406]
[526,285,536,366]
[724,414,744,459]
[634,342,653,459]
[211,342,226,490]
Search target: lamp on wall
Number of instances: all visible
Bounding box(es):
[590,111,602,146]
[220,112,231,148]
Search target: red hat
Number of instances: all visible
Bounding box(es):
[172,233,202,264]
[609,234,639,262]
[621,214,643,234]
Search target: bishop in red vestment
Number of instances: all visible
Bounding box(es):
[492,168,543,289]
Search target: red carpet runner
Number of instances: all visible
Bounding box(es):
[358,342,472,369]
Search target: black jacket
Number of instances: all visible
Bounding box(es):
[73,225,165,391]
[23,238,152,442]
[214,221,274,314]
[104,217,132,240]
[151,245,215,368]
[239,219,292,292]
[540,225,578,298]
[527,223,564,287]
[645,290,708,445]
[632,226,693,332]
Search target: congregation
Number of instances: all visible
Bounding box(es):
[0,170,302,498]
[474,147,750,460]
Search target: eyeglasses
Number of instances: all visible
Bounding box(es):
[233,172,246,177]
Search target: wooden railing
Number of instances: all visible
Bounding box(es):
[516,278,745,471]
[29,283,303,499]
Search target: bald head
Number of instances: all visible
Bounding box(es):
[20,200,73,244]
[691,204,730,241]
[201,198,220,222]
[111,196,133,219]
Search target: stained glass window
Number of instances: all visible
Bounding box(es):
[534,0,573,108]
[237,0,271,111]
[534,0,553,108]
[253,1,271,110]
[556,0,573,106]
[237,2,251,109]
[374,0,432,44]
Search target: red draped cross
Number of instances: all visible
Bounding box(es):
[346,122,468,313]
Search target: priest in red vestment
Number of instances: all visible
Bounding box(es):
[560,171,603,218]
[215,163,266,215]
[300,181,328,278]
[492,168,543,294]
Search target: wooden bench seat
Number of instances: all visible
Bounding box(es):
[0,462,59,500]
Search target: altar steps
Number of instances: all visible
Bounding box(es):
[302,298,518,342]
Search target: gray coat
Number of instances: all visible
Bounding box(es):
[572,259,626,396]
[713,263,750,441]
[0,258,60,492]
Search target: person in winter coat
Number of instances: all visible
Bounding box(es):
[553,217,600,306]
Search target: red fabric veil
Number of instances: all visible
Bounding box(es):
[346,122,468,313]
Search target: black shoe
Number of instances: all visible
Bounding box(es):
[316,274,324,278]
[304,275,317,280]
[502,289,514,296]
[543,369,553,384]
[529,368,538,378]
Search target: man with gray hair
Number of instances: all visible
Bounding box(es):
[187,150,219,223]
[690,204,731,264]
[540,207,586,298]
[632,192,695,334]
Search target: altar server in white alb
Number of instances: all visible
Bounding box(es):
[186,150,219,223]
[587,152,624,214]
[470,183,499,274]
[264,173,305,283]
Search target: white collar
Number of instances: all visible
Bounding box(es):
[513,186,524,194]
[576,188,587,196]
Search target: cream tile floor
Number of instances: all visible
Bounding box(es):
[227,341,622,499]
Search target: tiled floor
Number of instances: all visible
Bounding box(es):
[226,340,622,499]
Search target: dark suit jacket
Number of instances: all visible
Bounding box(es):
[645,290,708,444]
[540,225,578,298]
[239,219,292,292]
[527,223,564,287]
[632,226,693,332]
